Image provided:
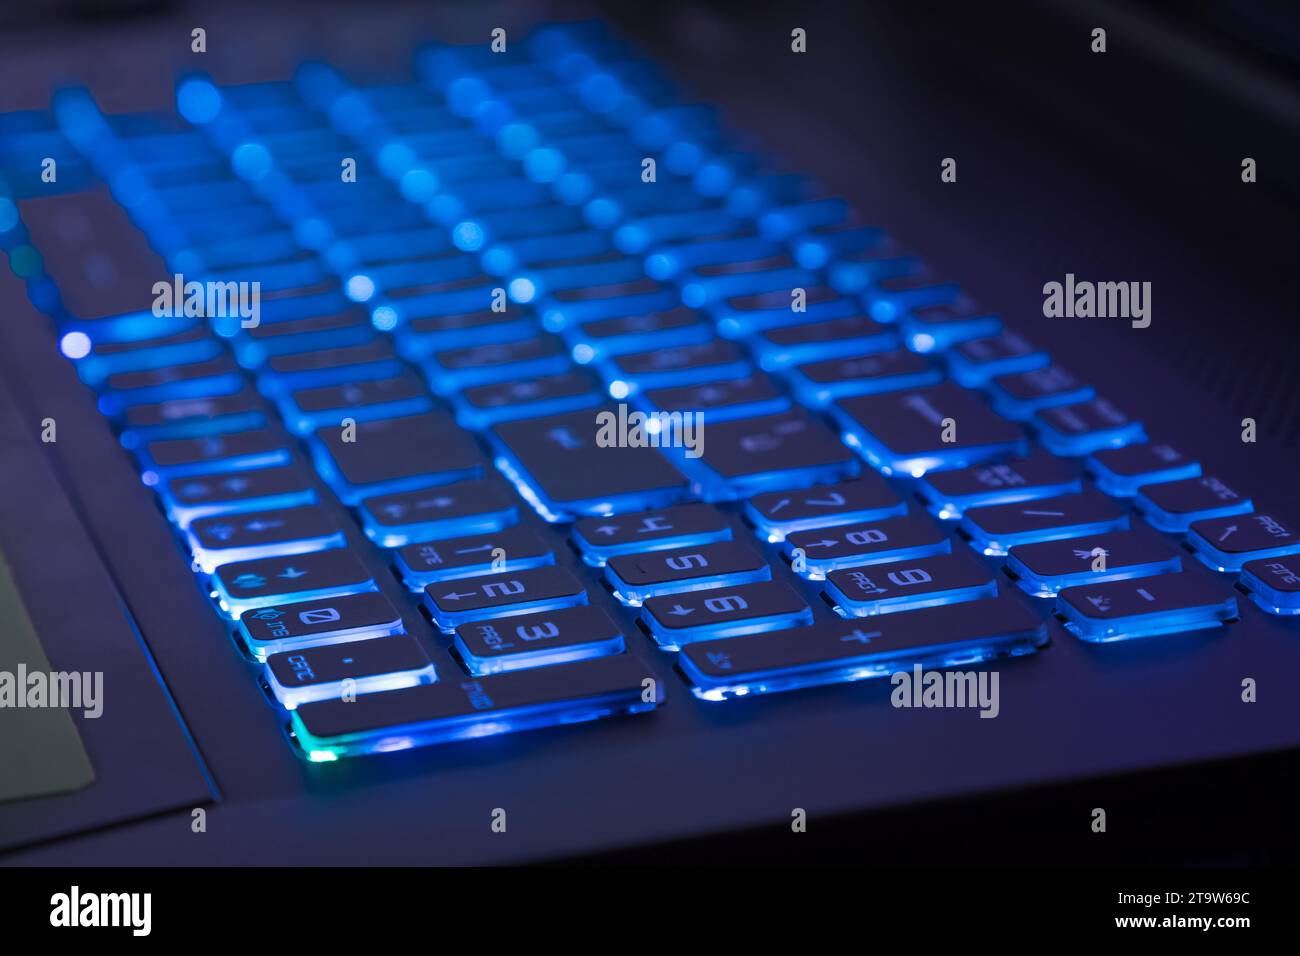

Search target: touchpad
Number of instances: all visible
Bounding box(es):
[0,551,96,803]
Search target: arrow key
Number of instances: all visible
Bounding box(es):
[784,512,949,578]
[745,473,905,541]
[423,566,588,631]
[640,581,812,649]
[572,503,731,565]
[395,526,554,588]
[1188,512,1300,572]
[187,505,347,572]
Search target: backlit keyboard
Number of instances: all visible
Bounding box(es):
[4,21,1298,762]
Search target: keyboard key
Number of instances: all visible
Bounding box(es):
[915,451,1081,519]
[833,383,1027,477]
[290,654,661,761]
[680,595,1047,700]
[422,566,588,631]
[862,272,965,323]
[453,606,625,675]
[1239,555,1300,616]
[261,339,401,392]
[745,474,906,541]
[785,348,942,407]
[1188,512,1300,571]
[824,551,998,615]
[960,491,1128,556]
[234,307,373,361]
[713,284,856,338]
[491,406,688,519]
[899,303,1000,354]
[280,373,432,434]
[423,335,570,393]
[602,339,751,392]
[751,314,898,369]
[641,580,812,648]
[239,591,406,660]
[947,331,1048,387]
[100,354,243,409]
[358,480,519,547]
[989,366,1094,420]
[784,512,949,577]
[692,409,859,499]
[186,503,347,572]
[394,307,535,359]
[161,464,316,526]
[312,412,485,503]
[395,526,554,589]
[265,635,436,709]
[1006,529,1182,596]
[76,324,220,386]
[639,374,790,423]
[828,247,921,296]
[1056,571,1238,642]
[606,540,770,605]
[213,548,376,617]
[572,503,731,564]
[139,427,290,478]
[119,388,267,446]
[1085,442,1200,496]
[452,371,601,429]
[1033,398,1145,456]
[1135,475,1253,532]
[567,306,712,358]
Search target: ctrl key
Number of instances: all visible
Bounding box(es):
[238,592,406,661]
[264,636,436,710]
[680,597,1047,701]
[289,655,663,761]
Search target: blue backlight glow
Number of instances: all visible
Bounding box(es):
[177,78,222,124]
[59,331,92,359]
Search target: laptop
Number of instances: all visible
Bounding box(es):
[2,0,1298,881]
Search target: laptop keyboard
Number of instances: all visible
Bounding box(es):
[5,20,1299,761]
